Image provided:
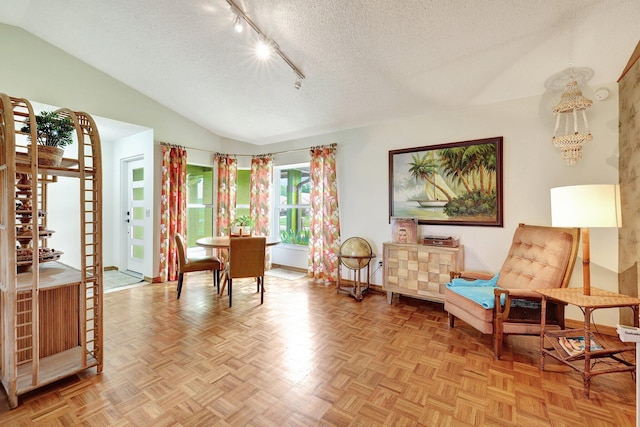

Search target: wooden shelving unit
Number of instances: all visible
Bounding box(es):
[382,242,464,304]
[0,94,103,408]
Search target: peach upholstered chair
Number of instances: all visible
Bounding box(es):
[444,223,580,359]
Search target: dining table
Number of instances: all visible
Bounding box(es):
[196,235,280,249]
[196,235,280,297]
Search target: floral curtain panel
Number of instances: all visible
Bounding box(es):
[159,144,187,282]
[216,154,237,236]
[250,155,273,268]
[308,144,341,281]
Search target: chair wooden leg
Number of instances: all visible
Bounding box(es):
[260,276,264,304]
[218,271,228,296]
[448,313,455,328]
[494,334,504,359]
[215,270,220,294]
[177,273,184,299]
[494,315,504,359]
[228,279,232,307]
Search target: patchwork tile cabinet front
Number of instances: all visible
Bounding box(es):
[383,242,464,303]
[0,95,103,408]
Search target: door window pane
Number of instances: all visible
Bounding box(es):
[132,167,144,182]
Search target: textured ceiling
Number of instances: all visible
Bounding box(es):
[1,0,639,145]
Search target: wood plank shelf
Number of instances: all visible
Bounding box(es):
[16,347,99,395]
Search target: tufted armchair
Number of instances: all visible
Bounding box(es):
[444,224,580,359]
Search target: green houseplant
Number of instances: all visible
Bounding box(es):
[232,214,255,236]
[21,111,75,166]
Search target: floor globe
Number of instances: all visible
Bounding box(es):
[337,237,376,301]
[339,237,373,270]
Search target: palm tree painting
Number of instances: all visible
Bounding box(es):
[389,137,503,226]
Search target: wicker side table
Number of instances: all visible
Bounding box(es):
[536,287,640,398]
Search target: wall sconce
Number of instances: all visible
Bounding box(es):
[551,78,593,165]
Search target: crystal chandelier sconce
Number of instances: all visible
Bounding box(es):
[552,78,593,165]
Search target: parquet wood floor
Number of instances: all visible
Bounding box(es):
[0,272,636,426]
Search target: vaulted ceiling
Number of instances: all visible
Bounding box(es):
[1,1,639,145]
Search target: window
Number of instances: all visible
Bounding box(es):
[235,169,251,218]
[185,165,214,247]
[274,164,310,245]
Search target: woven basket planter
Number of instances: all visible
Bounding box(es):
[37,145,64,167]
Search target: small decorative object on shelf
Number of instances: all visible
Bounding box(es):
[391,217,418,243]
[423,235,459,247]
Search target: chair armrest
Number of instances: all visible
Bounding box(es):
[498,289,542,300]
[450,271,494,281]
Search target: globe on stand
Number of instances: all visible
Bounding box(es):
[337,237,375,301]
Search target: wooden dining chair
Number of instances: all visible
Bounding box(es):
[175,233,223,299]
[223,236,266,307]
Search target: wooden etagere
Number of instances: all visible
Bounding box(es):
[0,94,103,408]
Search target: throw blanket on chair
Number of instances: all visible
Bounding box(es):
[446,274,504,309]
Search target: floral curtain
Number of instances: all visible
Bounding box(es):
[215,154,237,236]
[308,144,341,281]
[159,144,187,282]
[250,155,273,268]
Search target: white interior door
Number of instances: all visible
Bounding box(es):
[123,157,145,275]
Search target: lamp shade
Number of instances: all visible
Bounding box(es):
[550,184,621,228]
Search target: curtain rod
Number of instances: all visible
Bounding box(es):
[215,143,337,158]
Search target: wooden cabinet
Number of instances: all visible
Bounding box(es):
[382,242,463,304]
[0,94,103,408]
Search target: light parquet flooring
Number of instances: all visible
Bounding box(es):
[0,272,636,426]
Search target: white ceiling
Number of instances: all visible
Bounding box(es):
[1,0,639,145]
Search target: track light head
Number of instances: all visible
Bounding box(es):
[233,15,243,33]
[256,38,274,59]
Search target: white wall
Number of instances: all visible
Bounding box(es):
[248,83,620,325]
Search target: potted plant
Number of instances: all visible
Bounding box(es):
[232,214,254,236]
[21,111,75,167]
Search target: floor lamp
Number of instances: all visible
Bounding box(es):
[550,184,622,296]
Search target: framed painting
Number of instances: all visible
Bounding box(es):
[388,137,503,227]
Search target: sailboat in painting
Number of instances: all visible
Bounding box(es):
[407,151,451,208]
